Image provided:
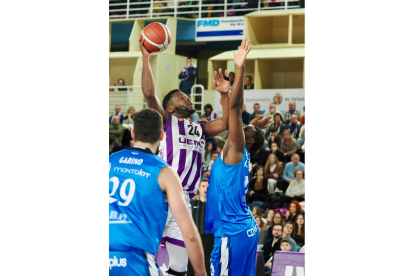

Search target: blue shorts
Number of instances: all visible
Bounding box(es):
[109,249,159,276]
[210,228,259,276]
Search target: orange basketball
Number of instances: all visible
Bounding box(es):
[142,22,171,53]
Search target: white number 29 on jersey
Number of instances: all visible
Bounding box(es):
[109,176,135,206]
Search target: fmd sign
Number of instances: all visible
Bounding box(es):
[195,16,244,41]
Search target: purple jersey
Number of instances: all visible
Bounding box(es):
[158,113,206,201]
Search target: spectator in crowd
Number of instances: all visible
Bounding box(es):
[250,146,268,169]
[242,103,251,125]
[267,127,282,148]
[293,214,305,247]
[277,130,299,164]
[297,125,305,163]
[109,105,124,124]
[249,103,261,122]
[244,75,254,89]
[266,142,285,165]
[263,209,275,226]
[152,0,166,14]
[202,103,218,121]
[204,151,218,178]
[201,114,208,121]
[264,153,284,193]
[178,57,197,95]
[285,200,302,222]
[228,72,235,88]
[283,101,301,124]
[263,103,282,124]
[281,221,297,252]
[285,114,302,140]
[203,142,214,173]
[252,206,267,225]
[247,165,268,209]
[278,169,305,208]
[280,239,292,252]
[300,106,305,125]
[266,210,286,240]
[216,142,224,155]
[122,106,135,131]
[277,154,305,193]
[255,216,267,250]
[109,115,124,153]
[265,113,285,139]
[263,224,283,263]
[113,78,127,91]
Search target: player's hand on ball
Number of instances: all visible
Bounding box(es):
[214,68,230,94]
[250,115,272,129]
[139,34,152,57]
[233,37,253,67]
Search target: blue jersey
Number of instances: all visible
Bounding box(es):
[109,146,169,256]
[205,147,257,237]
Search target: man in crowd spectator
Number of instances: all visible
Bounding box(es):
[267,127,282,148]
[109,105,124,124]
[204,151,219,178]
[229,72,235,88]
[277,154,305,193]
[286,114,302,140]
[283,101,301,124]
[109,115,124,154]
[249,103,262,122]
[178,57,197,95]
[242,103,251,125]
[264,103,282,124]
[263,224,283,262]
[244,75,254,89]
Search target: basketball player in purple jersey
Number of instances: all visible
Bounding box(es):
[139,35,270,276]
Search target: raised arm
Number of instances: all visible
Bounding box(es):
[203,68,230,138]
[139,35,168,121]
[223,38,253,165]
[158,166,207,276]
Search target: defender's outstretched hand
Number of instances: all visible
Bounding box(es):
[233,38,253,67]
[250,114,272,129]
[214,68,230,94]
[139,34,152,57]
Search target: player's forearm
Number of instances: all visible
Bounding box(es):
[220,92,230,129]
[141,56,156,99]
[183,230,206,276]
[229,66,244,110]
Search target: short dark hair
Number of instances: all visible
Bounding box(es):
[229,72,235,76]
[280,238,292,246]
[245,75,252,81]
[204,103,213,112]
[269,126,278,133]
[216,142,224,149]
[162,89,181,110]
[117,78,125,85]
[250,125,265,153]
[211,151,219,156]
[187,57,192,60]
[254,103,260,107]
[133,109,163,143]
[273,113,283,121]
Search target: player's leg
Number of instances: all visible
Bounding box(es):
[109,250,159,276]
[209,236,226,276]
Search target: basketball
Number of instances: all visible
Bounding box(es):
[141,22,171,53]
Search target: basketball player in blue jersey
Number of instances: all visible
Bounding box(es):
[205,38,266,276]
[109,109,206,276]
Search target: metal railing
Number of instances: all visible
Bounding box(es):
[109,86,146,114]
[109,0,301,19]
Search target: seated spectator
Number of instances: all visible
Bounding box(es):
[300,106,305,125]
[264,153,284,193]
[216,142,224,155]
[263,103,282,124]
[263,209,274,226]
[242,103,251,125]
[178,57,197,95]
[122,106,135,130]
[280,238,292,252]
[285,114,302,140]
[202,103,218,121]
[277,154,305,193]
[204,151,218,178]
[263,224,283,263]
[252,206,267,225]
[281,221,298,252]
[265,210,286,240]
[255,216,267,250]
[249,103,262,122]
[113,78,127,91]
[266,127,282,148]
[297,125,305,163]
[203,142,214,173]
[247,166,268,209]
[229,72,235,88]
[283,101,301,124]
[285,200,302,223]
[278,130,300,164]
[278,169,305,208]
[201,114,208,121]
[244,75,254,90]
[265,113,285,139]
[265,142,285,165]
[293,213,305,247]
[109,105,124,124]
[109,116,124,154]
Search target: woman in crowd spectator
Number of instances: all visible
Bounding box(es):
[278,130,300,164]
[113,78,127,91]
[266,127,281,149]
[264,153,284,193]
[265,113,285,138]
[255,216,267,250]
[285,200,302,222]
[247,166,268,209]
[263,209,275,226]
[252,206,267,225]
[266,210,286,240]
[278,169,305,208]
[122,106,135,131]
[281,221,297,252]
[202,103,218,121]
[203,142,214,173]
[297,125,305,163]
[293,214,305,247]
[265,142,285,164]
